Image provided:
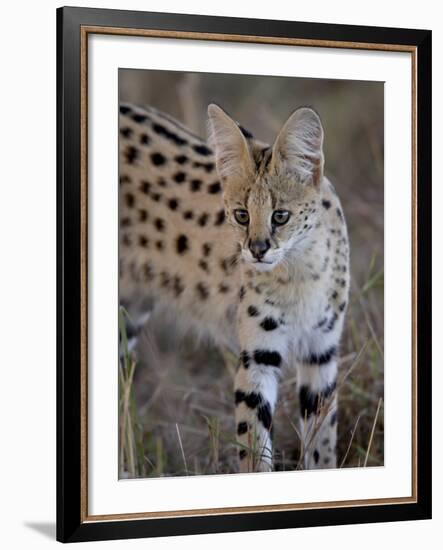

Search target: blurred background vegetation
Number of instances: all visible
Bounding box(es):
[119,69,384,478]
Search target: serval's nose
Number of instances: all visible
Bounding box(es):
[249,239,271,261]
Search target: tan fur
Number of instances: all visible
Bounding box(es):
[119,102,349,472]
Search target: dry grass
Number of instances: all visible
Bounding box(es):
[118,70,384,478]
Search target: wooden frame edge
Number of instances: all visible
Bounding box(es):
[82,24,417,52]
[80,24,89,524]
[84,496,416,523]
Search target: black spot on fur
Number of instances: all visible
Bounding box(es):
[313,450,320,464]
[120,217,131,227]
[247,305,259,317]
[240,351,250,369]
[322,199,331,210]
[121,234,131,247]
[140,180,151,194]
[214,209,225,226]
[154,218,165,232]
[331,290,338,300]
[253,350,282,368]
[190,179,202,192]
[239,286,246,301]
[175,154,188,165]
[124,146,138,164]
[183,210,194,220]
[176,234,189,254]
[202,243,212,257]
[138,235,149,248]
[160,271,171,289]
[193,161,214,172]
[220,254,238,274]
[198,213,209,227]
[235,390,246,405]
[193,144,212,156]
[151,152,166,166]
[157,178,167,188]
[155,240,164,251]
[132,113,147,123]
[339,301,347,312]
[173,276,185,297]
[152,122,188,146]
[316,317,328,329]
[330,411,337,426]
[125,193,134,208]
[119,105,131,115]
[139,209,148,222]
[198,259,209,272]
[299,382,337,418]
[260,317,278,331]
[140,133,150,145]
[119,175,131,185]
[336,208,343,220]
[235,390,264,411]
[219,283,230,293]
[196,282,209,300]
[168,198,180,211]
[258,402,272,430]
[208,181,221,194]
[237,422,248,435]
[173,172,186,184]
[305,346,337,365]
[151,192,162,202]
[324,312,338,332]
[120,127,132,138]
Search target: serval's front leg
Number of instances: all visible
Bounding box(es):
[234,300,288,473]
[297,349,338,469]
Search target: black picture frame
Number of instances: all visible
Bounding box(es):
[57,6,432,543]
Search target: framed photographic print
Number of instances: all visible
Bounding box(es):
[56,6,432,543]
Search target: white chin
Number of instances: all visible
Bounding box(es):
[250,261,276,272]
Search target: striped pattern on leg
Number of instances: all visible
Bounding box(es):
[297,351,338,469]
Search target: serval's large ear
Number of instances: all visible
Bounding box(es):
[271,107,324,186]
[207,104,254,182]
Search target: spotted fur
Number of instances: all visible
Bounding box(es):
[119,102,350,473]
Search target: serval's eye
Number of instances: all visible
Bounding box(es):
[234,209,249,226]
[272,210,290,226]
